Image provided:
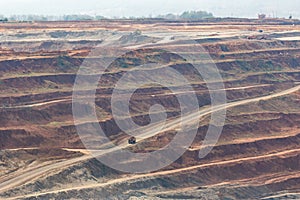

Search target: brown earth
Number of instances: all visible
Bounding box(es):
[0,19,299,199]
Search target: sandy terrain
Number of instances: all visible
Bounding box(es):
[0,19,299,199]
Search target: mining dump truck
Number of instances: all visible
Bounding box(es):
[128,137,136,144]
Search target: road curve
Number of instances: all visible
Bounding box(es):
[3,84,270,109]
[0,85,299,195]
[7,148,300,200]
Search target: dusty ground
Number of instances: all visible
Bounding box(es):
[0,19,300,199]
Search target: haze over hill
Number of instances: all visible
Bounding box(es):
[0,0,299,19]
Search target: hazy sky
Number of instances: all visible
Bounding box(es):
[0,0,299,18]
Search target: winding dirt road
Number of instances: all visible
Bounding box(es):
[3,84,270,109]
[0,85,299,196]
[6,148,300,199]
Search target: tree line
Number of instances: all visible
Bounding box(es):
[0,11,214,22]
[158,11,214,20]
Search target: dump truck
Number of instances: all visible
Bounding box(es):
[128,137,136,144]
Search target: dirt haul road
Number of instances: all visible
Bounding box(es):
[0,85,299,195]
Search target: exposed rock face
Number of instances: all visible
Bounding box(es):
[0,20,299,199]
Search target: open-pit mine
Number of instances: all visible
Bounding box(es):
[0,19,300,199]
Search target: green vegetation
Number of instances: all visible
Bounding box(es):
[1,10,213,22]
[180,11,214,19]
[62,14,104,21]
[3,14,106,22]
[0,18,8,22]
[158,10,214,20]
